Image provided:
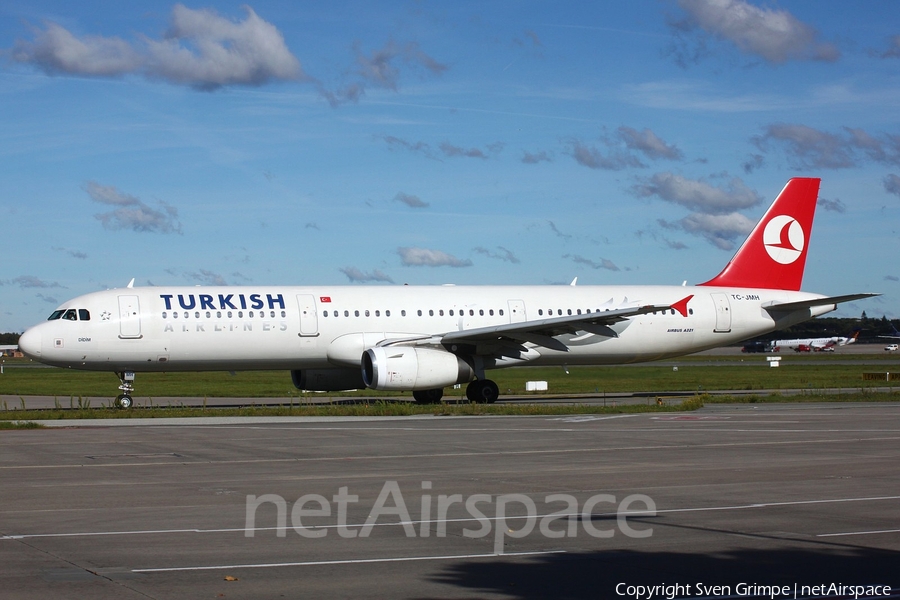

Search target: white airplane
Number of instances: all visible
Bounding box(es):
[18,178,876,408]
[772,330,860,352]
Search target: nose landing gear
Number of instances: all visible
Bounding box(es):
[115,371,135,409]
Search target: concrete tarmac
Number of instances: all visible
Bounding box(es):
[2,403,900,599]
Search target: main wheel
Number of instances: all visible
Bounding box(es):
[412,388,444,404]
[465,380,499,404]
[115,394,133,409]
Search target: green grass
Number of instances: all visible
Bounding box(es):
[2,355,899,399]
[0,420,43,429]
[0,396,706,420]
[2,353,899,421]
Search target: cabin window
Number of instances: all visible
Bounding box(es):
[365,310,370,317]
[162,312,168,319]
[217,311,222,318]
[249,311,254,318]
[354,310,360,317]
[344,310,349,317]
[567,309,572,315]
[227,311,233,318]
[689,308,694,315]
[401,310,407,317]
[479,309,484,316]
[429,309,434,316]
[577,309,582,315]
[499,309,504,316]
[206,311,211,318]
[323,311,328,317]
[449,309,454,316]
[375,310,380,317]
[386,310,391,317]
[469,309,474,316]
[439,309,444,316]
[173,312,178,319]
[184,312,189,319]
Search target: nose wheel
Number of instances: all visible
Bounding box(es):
[115,371,135,409]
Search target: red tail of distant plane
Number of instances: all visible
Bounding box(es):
[700,178,820,291]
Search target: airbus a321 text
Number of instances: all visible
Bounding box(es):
[18,178,877,407]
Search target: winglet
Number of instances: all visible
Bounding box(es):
[671,294,694,317]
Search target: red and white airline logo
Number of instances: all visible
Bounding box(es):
[762,215,804,264]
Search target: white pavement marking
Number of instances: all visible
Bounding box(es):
[132,550,567,573]
[4,495,898,541]
[818,528,900,537]
[4,435,900,471]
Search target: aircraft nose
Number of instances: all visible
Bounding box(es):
[18,327,41,359]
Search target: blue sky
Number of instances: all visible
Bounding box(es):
[1,0,899,332]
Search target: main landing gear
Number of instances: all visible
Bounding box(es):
[412,388,444,404]
[411,380,500,404]
[114,371,135,409]
[465,379,499,404]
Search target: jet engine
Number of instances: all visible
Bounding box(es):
[291,368,366,392]
[362,346,474,391]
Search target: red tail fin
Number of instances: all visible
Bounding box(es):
[699,178,820,291]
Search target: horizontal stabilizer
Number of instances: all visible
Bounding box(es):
[763,293,880,313]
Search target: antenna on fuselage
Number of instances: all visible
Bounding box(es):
[127,278,135,288]
[570,277,577,286]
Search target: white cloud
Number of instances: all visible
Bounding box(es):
[667,212,756,250]
[633,172,761,213]
[754,124,900,170]
[617,127,683,161]
[13,5,302,90]
[84,181,182,234]
[1,275,65,289]
[673,0,839,65]
[394,192,429,208]
[474,246,520,264]
[339,267,394,283]
[397,247,472,268]
[563,254,620,272]
[12,22,141,76]
[186,269,227,286]
[885,174,900,198]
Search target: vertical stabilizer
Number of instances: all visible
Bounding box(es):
[700,178,820,291]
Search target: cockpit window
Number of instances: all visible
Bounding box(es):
[48,310,65,321]
[63,309,77,321]
[78,309,90,321]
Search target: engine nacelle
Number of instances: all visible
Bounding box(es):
[292,368,365,392]
[362,347,474,391]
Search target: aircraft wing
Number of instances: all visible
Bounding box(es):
[763,293,879,313]
[438,303,671,352]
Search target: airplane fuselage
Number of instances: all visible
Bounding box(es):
[20,284,833,374]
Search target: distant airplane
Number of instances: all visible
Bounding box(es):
[880,323,900,340]
[772,330,860,352]
[18,178,877,408]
